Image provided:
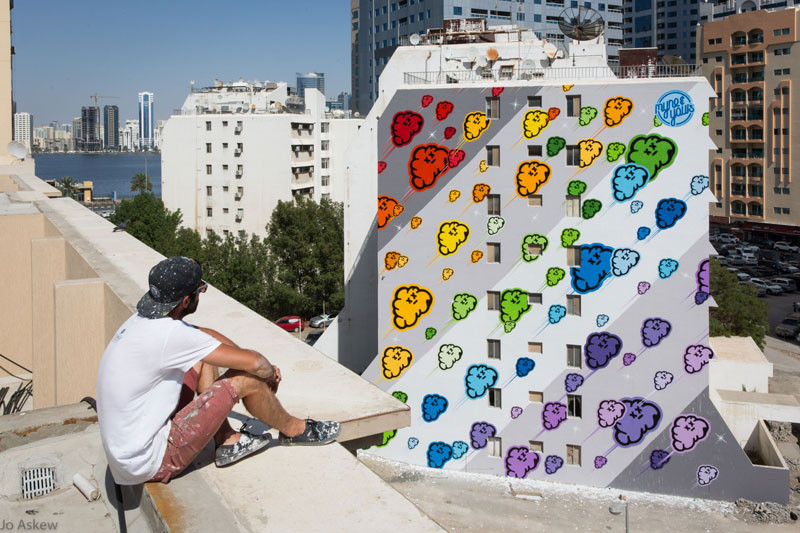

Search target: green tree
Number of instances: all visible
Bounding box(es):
[110,193,182,254]
[58,176,79,199]
[709,258,768,348]
[264,197,344,318]
[130,173,153,194]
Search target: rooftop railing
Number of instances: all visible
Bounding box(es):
[404,64,702,84]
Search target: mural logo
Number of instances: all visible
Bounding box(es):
[654,90,694,127]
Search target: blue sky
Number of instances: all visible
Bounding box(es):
[13,1,351,126]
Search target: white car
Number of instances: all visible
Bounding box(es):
[728,255,745,266]
[772,278,797,292]
[774,242,799,253]
[718,234,738,244]
[750,278,783,295]
[741,253,758,266]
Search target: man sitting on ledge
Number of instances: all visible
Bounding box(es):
[97,256,340,485]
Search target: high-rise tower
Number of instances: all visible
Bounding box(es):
[138,91,154,150]
[103,105,119,150]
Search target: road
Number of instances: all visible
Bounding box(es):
[766,292,800,344]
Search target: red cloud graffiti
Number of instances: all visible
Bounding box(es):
[408,143,450,191]
[391,110,424,147]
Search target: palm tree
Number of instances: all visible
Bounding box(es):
[58,176,78,199]
[130,173,152,194]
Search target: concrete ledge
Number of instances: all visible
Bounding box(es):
[711,388,800,444]
[0,401,97,451]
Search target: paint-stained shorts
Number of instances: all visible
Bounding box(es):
[149,368,239,483]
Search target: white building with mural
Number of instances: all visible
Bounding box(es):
[318,26,791,503]
[161,80,362,239]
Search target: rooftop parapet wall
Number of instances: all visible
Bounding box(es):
[358,76,788,503]
[0,167,409,442]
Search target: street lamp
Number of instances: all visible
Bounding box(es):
[608,495,629,533]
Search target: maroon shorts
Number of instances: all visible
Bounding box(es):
[149,368,239,483]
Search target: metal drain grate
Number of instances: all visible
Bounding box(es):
[21,467,57,499]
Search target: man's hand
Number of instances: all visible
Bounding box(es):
[252,356,275,381]
[266,365,282,393]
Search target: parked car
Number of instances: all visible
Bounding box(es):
[741,253,758,266]
[718,234,738,244]
[728,255,745,266]
[741,245,760,254]
[774,242,799,253]
[750,278,783,295]
[304,330,324,346]
[309,311,339,329]
[736,272,751,283]
[742,281,766,297]
[274,316,305,332]
[772,278,797,292]
[776,313,800,338]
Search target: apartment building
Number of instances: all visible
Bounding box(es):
[161,81,362,239]
[700,6,799,236]
[351,0,623,114]
[621,0,702,62]
[13,111,31,150]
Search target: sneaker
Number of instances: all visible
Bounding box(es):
[215,432,272,467]
[279,419,341,446]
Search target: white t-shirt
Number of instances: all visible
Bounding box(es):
[96,313,221,485]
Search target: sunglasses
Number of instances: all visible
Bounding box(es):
[193,280,208,295]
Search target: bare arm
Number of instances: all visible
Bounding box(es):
[202,344,274,380]
[195,326,240,349]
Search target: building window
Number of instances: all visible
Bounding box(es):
[528,342,543,354]
[529,391,544,403]
[528,95,542,107]
[222,121,228,127]
[223,208,229,214]
[487,145,500,166]
[567,295,581,316]
[566,95,581,117]
[321,158,330,169]
[527,145,542,157]
[485,97,500,119]
[223,186,228,192]
[566,444,581,466]
[488,436,502,457]
[206,164,212,175]
[205,121,211,131]
[321,122,330,133]
[206,207,213,217]
[206,186,212,196]
[527,242,543,258]
[528,194,543,206]
[783,208,791,214]
[487,194,501,215]
[487,242,501,263]
[488,339,501,359]
[206,143,212,153]
[528,292,542,305]
[529,440,543,453]
[566,246,581,266]
[321,175,330,186]
[566,145,580,166]
[321,140,330,151]
[489,388,502,408]
[567,344,582,368]
[567,395,582,418]
[566,195,581,217]
[487,290,500,310]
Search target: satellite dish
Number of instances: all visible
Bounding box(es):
[465,47,479,62]
[409,33,421,46]
[558,7,605,41]
[544,42,558,59]
[475,55,489,69]
[486,48,499,61]
[662,54,688,66]
[7,141,26,159]
[521,59,537,70]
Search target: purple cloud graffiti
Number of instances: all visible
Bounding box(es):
[612,397,663,447]
[584,332,623,369]
[510,406,523,419]
[505,446,540,478]
[641,318,672,347]
[671,414,710,453]
[469,421,497,449]
[653,370,674,390]
[542,402,567,430]
[695,259,710,305]
[697,465,719,486]
[683,345,714,374]
[649,449,670,470]
[565,373,584,393]
[594,456,607,469]
[597,399,626,428]
[623,353,637,366]
[544,455,564,475]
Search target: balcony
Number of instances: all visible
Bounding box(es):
[733,75,749,84]
[732,37,747,46]
[750,72,765,82]
[732,151,748,159]
[749,150,764,159]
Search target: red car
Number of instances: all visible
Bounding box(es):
[275,316,305,332]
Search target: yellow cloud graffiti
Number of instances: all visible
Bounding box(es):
[603,96,634,128]
[522,109,550,139]
[562,84,574,92]
[578,139,604,168]
[398,255,409,268]
[471,250,483,263]
[384,251,400,270]
[381,346,413,379]
[478,160,488,173]
[391,284,434,330]
[463,111,490,141]
[410,216,422,229]
[442,268,454,281]
[448,190,461,203]
[515,160,552,197]
[437,221,470,256]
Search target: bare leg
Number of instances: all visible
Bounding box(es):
[195,361,238,446]
[223,369,306,437]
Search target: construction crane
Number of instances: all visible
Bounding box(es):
[89,93,119,106]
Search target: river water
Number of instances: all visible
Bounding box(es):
[32,153,162,198]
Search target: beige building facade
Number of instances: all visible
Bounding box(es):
[700,7,799,237]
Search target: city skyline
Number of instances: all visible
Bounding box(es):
[12,1,351,125]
